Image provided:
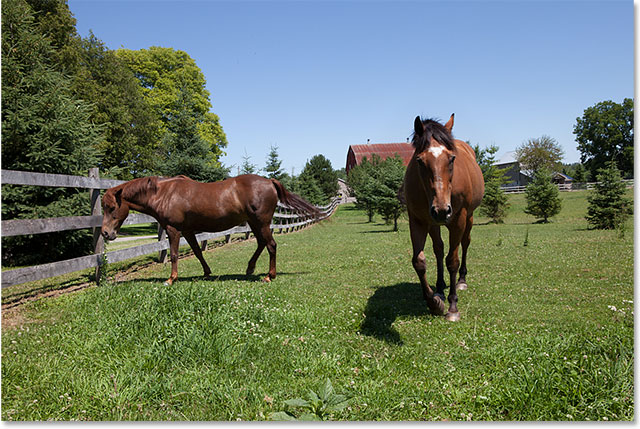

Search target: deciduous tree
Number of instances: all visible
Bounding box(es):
[574,98,634,179]
[515,135,564,176]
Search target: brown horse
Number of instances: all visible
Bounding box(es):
[101,174,319,285]
[403,114,484,321]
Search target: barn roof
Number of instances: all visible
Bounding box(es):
[349,143,415,166]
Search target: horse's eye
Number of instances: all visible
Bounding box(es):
[449,155,456,164]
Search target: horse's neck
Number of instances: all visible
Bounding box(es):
[124,184,156,216]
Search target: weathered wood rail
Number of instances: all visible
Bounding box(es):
[1,169,341,288]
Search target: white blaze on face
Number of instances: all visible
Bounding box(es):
[429,145,446,159]
[429,144,446,191]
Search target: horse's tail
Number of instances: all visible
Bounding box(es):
[271,179,322,219]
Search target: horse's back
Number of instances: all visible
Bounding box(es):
[154,174,277,231]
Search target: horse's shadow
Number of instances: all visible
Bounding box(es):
[116,271,310,285]
[360,282,433,345]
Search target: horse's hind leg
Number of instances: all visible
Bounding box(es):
[246,220,277,282]
[183,231,212,279]
[456,215,474,291]
[246,239,266,278]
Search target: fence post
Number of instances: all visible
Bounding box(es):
[89,168,103,285]
[158,225,167,263]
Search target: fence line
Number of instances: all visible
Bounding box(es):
[501,179,634,194]
[1,169,341,288]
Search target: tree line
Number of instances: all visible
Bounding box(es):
[346,96,632,234]
[1,0,340,266]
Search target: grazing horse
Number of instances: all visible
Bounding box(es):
[403,114,484,321]
[101,174,319,285]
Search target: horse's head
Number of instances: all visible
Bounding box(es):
[412,114,457,225]
[101,187,130,241]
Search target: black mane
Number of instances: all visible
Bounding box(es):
[412,118,455,152]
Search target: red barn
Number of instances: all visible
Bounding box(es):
[345,142,414,174]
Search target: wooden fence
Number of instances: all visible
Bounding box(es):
[1,169,341,289]
[501,179,634,194]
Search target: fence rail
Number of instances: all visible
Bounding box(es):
[1,169,341,288]
[501,179,634,194]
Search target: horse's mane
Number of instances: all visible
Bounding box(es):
[412,118,455,152]
[104,176,159,206]
[123,176,158,201]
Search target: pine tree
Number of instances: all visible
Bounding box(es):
[473,143,510,223]
[239,151,258,175]
[264,145,285,180]
[524,168,562,223]
[586,161,632,230]
[1,0,103,265]
[299,155,338,204]
[373,155,406,231]
[346,155,380,222]
[480,179,510,223]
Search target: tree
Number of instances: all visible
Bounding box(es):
[297,172,325,206]
[473,143,510,223]
[586,161,632,230]
[515,135,564,176]
[72,33,160,179]
[159,88,229,182]
[373,155,406,231]
[523,169,562,223]
[264,144,285,180]
[116,46,228,165]
[299,155,338,204]
[346,155,379,222]
[239,151,258,175]
[574,98,633,179]
[1,0,103,265]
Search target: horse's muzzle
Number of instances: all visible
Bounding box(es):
[430,204,452,224]
[101,230,117,241]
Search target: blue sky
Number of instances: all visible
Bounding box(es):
[68,0,634,175]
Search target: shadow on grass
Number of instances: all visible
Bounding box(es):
[360,282,432,345]
[117,271,311,285]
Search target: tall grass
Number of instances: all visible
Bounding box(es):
[1,191,633,420]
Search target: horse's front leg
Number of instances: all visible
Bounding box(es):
[444,214,467,322]
[428,225,447,301]
[164,226,181,286]
[409,217,445,316]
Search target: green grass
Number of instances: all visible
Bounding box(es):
[1,191,633,421]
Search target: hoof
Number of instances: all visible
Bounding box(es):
[445,311,461,322]
[429,295,446,316]
[246,267,255,276]
[163,281,171,286]
[262,276,272,283]
[456,281,468,291]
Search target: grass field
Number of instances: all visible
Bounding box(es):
[1,191,634,421]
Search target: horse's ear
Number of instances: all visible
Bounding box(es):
[444,113,455,132]
[414,116,424,136]
[115,189,123,206]
[146,176,157,192]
